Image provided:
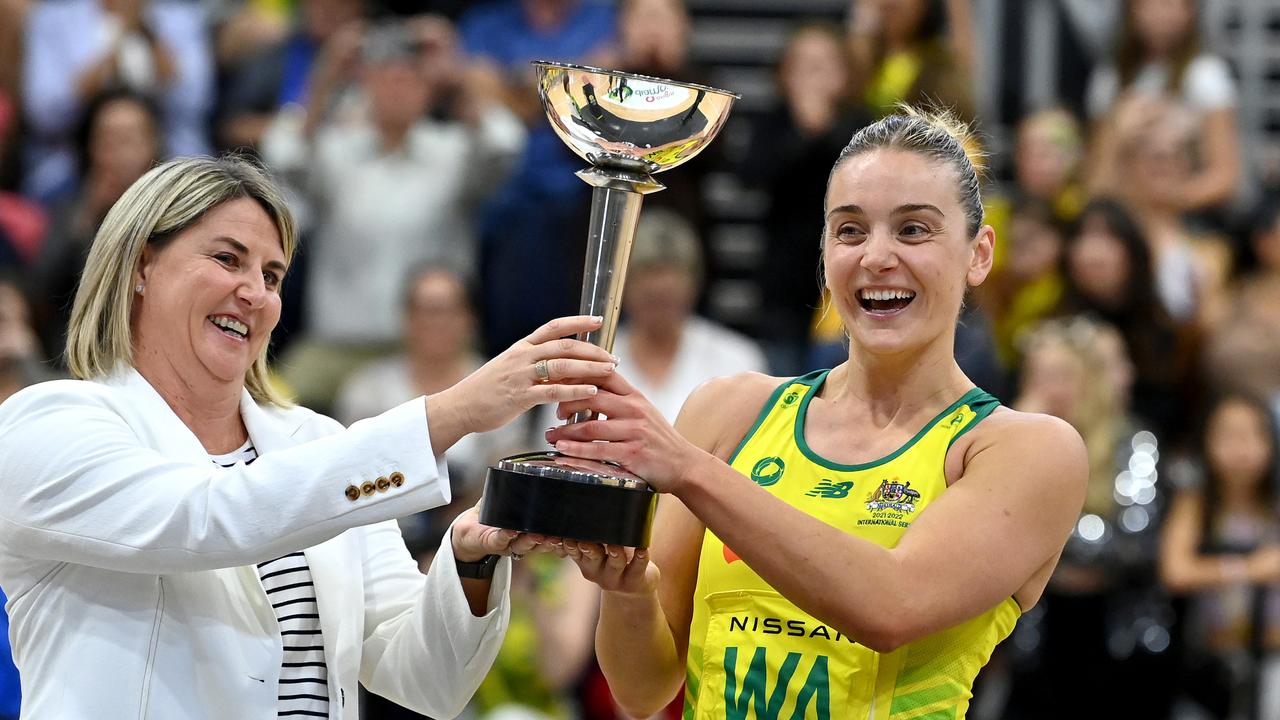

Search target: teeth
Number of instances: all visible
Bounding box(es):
[859,289,916,301]
[211,316,249,337]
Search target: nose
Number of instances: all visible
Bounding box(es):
[236,272,270,309]
[859,226,899,273]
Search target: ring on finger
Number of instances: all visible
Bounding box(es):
[534,359,551,384]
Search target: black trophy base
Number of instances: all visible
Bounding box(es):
[481,451,657,547]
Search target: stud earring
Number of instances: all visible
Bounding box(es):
[135,283,145,294]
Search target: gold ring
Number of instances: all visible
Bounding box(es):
[534,359,551,383]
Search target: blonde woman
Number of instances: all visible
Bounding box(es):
[0,156,617,719]
[547,109,1086,719]
[1012,316,1175,718]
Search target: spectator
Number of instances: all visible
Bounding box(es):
[263,17,525,411]
[845,0,975,120]
[22,0,212,201]
[33,88,162,361]
[1010,316,1175,720]
[0,274,51,405]
[609,208,765,422]
[1161,393,1280,719]
[610,0,712,254]
[0,96,47,271]
[1086,0,1239,212]
[457,0,617,355]
[1102,98,1231,325]
[1200,201,1280,414]
[754,22,870,375]
[216,0,366,152]
[1057,198,1193,443]
[334,265,525,493]
[977,196,1066,373]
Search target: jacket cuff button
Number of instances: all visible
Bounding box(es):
[375,477,391,492]
[344,485,361,502]
[360,481,377,496]
[389,471,405,488]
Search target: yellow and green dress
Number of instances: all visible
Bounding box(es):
[684,370,1015,720]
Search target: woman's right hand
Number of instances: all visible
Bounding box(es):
[562,540,659,596]
[425,315,617,455]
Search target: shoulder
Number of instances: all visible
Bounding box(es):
[678,372,790,460]
[956,408,1087,488]
[0,377,115,418]
[255,401,345,439]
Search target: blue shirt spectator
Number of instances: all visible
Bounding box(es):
[0,589,19,719]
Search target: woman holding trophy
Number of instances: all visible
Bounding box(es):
[0,156,619,718]
[547,108,1088,718]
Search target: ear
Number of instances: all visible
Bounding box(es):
[966,225,996,286]
[135,244,157,289]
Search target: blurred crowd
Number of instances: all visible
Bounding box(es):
[1,0,1279,718]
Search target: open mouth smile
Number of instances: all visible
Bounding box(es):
[209,315,250,341]
[857,288,916,315]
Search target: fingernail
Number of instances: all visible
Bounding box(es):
[588,386,598,395]
[636,549,648,560]
[592,315,603,323]
[611,355,620,364]
[607,363,616,373]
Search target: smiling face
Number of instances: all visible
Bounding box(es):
[131,197,286,389]
[822,148,993,357]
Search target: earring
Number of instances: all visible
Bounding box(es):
[135,283,145,295]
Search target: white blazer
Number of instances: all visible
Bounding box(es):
[0,369,513,719]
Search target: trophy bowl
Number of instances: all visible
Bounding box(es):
[480,62,738,548]
[535,60,738,176]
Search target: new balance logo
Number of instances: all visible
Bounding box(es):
[806,480,853,498]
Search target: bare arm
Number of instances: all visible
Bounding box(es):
[551,377,1088,654]
[1177,108,1240,210]
[1159,491,1280,592]
[568,374,776,717]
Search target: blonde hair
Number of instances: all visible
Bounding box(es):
[1021,317,1124,515]
[829,103,986,235]
[66,155,297,407]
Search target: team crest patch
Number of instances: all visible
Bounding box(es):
[858,478,922,529]
[866,478,921,512]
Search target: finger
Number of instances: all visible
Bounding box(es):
[619,547,651,587]
[553,438,631,464]
[527,336,617,365]
[523,315,604,346]
[509,534,542,555]
[528,382,600,408]
[601,544,629,579]
[546,418,638,445]
[538,358,616,385]
[555,391,631,420]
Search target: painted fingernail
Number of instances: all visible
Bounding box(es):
[611,355,620,364]
[636,549,648,560]
[607,363,616,373]
[588,386,598,395]
[592,315,604,323]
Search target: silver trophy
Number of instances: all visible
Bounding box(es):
[480,61,737,547]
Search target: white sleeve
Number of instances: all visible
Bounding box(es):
[0,388,450,573]
[1182,54,1237,111]
[357,516,510,718]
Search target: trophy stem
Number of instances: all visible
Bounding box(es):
[570,166,665,426]
[574,166,665,354]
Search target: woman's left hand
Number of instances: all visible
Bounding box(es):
[450,503,563,563]
[544,371,706,495]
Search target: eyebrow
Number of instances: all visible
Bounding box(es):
[826,203,946,218]
[213,236,288,274]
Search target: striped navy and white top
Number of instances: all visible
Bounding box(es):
[212,441,331,719]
